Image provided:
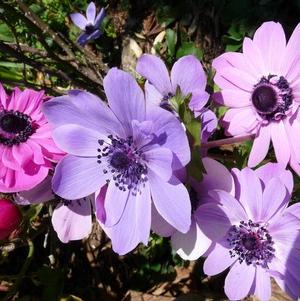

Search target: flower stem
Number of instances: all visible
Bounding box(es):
[202,134,254,149]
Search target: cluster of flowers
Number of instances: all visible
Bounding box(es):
[1,3,300,299]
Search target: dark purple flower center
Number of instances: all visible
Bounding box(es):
[0,110,34,146]
[85,24,95,34]
[251,75,293,121]
[227,220,275,267]
[97,135,148,194]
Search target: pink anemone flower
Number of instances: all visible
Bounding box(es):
[0,84,63,192]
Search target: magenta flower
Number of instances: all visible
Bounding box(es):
[0,198,22,240]
[213,21,300,174]
[42,68,191,255]
[15,176,94,243]
[70,2,105,46]
[0,84,63,192]
[197,163,300,301]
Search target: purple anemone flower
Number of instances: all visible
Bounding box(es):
[14,176,94,243]
[70,2,105,46]
[136,54,209,115]
[197,163,300,301]
[42,68,191,255]
[212,21,300,175]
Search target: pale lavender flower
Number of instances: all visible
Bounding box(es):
[197,163,300,301]
[70,2,105,46]
[14,176,94,243]
[42,68,191,255]
[213,21,300,175]
[171,158,235,260]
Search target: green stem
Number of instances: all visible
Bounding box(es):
[3,239,34,301]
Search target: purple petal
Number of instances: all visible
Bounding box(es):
[149,173,191,233]
[42,90,124,136]
[144,81,163,106]
[207,190,248,222]
[95,185,107,223]
[203,240,236,275]
[136,54,172,96]
[200,109,217,142]
[53,124,103,156]
[146,106,190,168]
[52,155,108,199]
[86,2,96,23]
[171,55,207,95]
[144,147,173,181]
[77,33,90,46]
[70,13,88,30]
[195,158,235,197]
[52,198,92,243]
[188,90,210,116]
[102,183,151,255]
[94,8,105,28]
[103,181,130,227]
[195,203,232,241]
[14,175,54,205]
[83,29,102,43]
[255,162,293,195]
[248,125,271,168]
[172,217,212,260]
[103,68,145,135]
[261,177,287,221]
[224,261,256,300]
[236,167,263,221]
[132,120,155,148]
[151,203,175,237]
[254,266,271,301]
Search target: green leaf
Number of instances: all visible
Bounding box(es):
[0,23,14,42]
[176,42,203,60]
[166,29,177,57]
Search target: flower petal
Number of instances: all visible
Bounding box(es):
[103,68,145,135]
[136,54,172,96]
[144,81,164,106]
[172,218,212,260]
[224,261,256,300]
[254,266,271,301]
[103,181,130,227]
[70,13,88,30]
[204,241,236,275]
[94,8,105,28]
[86,2,96,23]
[145,147,173,181]
[52,124,103,157]
[52,198,92,243]
[150,173,191,233]
[170,55,206,94]
[102,182,151,255]
[52,155,107,199]
[248,125,271,168]
[151,203,175,237]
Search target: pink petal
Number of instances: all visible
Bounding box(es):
[252,22,286,74]
[270,121,290,167]
[212,89,251,108]
[248,125,271,167]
